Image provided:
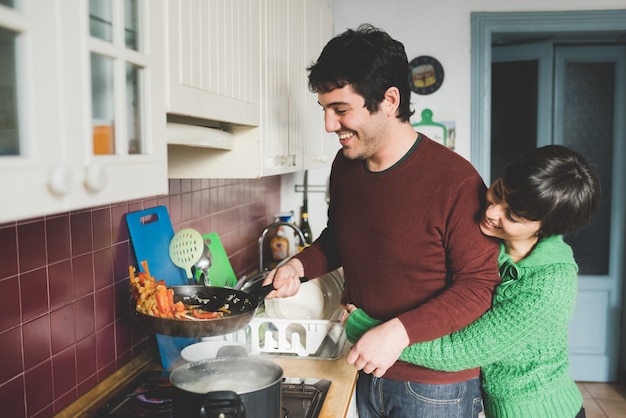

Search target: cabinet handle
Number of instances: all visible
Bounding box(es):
[276,155,297,167]
[85,164,107,192]
[48,165,74,196]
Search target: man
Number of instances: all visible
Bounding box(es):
[264,24,500,417]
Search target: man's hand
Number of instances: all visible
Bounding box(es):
[262,258,305,299]
[346,318,410,377]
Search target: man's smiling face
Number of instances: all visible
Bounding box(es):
[318,84,387,161]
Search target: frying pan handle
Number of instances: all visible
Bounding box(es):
[251,277,309,301]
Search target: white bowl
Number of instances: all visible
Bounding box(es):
[181,340,249,362]
[264,268,344,320]
[265,280,324,319]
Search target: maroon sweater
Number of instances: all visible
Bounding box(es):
[295,135,500,384]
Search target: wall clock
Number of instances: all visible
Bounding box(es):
[409,55,444,95]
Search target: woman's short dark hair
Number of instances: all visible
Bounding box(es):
[307,23,415,122]
[502,145,601,237]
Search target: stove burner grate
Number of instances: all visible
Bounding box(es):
[134,386,173,409]
[96,371,330,418]
[281,377,331,418]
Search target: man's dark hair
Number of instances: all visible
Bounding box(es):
[307,24,414,122]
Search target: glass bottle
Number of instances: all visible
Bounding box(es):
[299,204,313,245]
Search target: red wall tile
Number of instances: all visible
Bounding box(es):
[18,222,46,273]
[22,314,51,370]
[24,359,53,416]
[0,176,282,417]
[52,347,77,398]
[70,211,94,256]
[74,295,95,341]
[50,305,75,354]
[48,260,73,310]
[46,216,71,264]
[0,276,20,332]
[0,327,23,383]
[20,268,48,322]
[0,226,18,280]
[1,375,26,418]
[72,254,95,299]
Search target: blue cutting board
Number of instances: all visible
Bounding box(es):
[126,206,196,369]
[126,206,187,286]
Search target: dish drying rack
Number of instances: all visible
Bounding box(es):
[225,256,345,357]
[220,308,344,357]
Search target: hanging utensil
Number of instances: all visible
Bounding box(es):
[194,241,212,285]
[169,228,205,280]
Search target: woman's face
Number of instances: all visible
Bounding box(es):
[479,178,542,244]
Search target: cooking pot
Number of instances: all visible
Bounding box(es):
[129,276,308,338]
[169,356,283,418]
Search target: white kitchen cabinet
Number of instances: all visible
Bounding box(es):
[165,0,260,127]
[261,0,337,175]
[166,0,335,178]
[0,0,167,224]
[302,0,337,169]
[257,0,304,176]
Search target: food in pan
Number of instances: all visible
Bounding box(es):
[130,261,231,320]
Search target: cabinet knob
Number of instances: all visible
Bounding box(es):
[279,155,289,166]
[48,165,74,196]
[85,164,107,192]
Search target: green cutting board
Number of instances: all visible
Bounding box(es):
[194,232,237,288]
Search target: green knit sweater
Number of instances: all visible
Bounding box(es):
[345,235,583,418]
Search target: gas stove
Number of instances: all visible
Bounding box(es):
[93,370,331,418]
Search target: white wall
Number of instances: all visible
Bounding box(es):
[280,165,336,241]
[281,0,626,237]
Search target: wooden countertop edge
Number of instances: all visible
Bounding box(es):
[54,349,157,418]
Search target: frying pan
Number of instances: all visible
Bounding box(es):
[130,276,308,338]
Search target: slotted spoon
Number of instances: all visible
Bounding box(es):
[169,228,205,279]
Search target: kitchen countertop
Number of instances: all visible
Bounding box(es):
[265,343,357,418]
[55,343,358,418]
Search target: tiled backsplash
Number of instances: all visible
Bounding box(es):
[0,177,281,418]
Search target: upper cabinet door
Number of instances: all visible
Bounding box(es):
[0,0,167,224]
[302,0,338,169]
[165,0,261,126]
[0,1,66,221]
[260,0,305,176]
[166,0,335,179]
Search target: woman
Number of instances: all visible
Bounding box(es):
[344,144,601,418]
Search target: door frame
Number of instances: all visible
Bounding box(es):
[471,9,626,180]
[471,10,626,381]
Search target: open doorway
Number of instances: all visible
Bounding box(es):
[471,10,626,382]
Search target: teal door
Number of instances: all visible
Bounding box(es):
[492,43,626,381]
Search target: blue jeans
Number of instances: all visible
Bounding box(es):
[356,371,483,418]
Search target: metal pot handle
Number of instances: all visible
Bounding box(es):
[200,391,246,418]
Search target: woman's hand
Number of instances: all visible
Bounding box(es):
[341,303,358,325]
